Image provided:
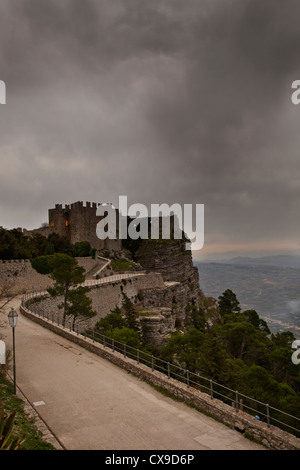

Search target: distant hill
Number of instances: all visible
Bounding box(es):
[194,260,300,337]
[193,249,300,264]
[211,255,300,269]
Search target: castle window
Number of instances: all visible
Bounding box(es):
[64,211,70,227]
[50,221,55,227]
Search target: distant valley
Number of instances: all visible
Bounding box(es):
[194,255,300,337]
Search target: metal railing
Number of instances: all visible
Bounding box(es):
[83,328,300,437]
[21,293,300,439]
[84,272,146,287]
[22,272,147,298]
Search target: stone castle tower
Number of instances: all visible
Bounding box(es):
[28,201,121,251]
[48,201,121,251]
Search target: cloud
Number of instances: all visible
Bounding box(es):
[0,0,299,252]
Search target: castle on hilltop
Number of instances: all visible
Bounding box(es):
[24,201,121,251]
[23,200,187,254]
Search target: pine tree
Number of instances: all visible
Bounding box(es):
[218,289,241,316]
[47,253,95,328]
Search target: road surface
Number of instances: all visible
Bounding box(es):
[0,297,264,450]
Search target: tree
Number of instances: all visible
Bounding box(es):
[184,304,207,331]
[218,289,241,317]
[0,281,17,313]
[74,241,92,257]
[0,227,31,259]
[197,331,230,383]
[269,347,300,390]
[46,233,74,256]
[29,233,48,257]
[121,293,140,332]
[271,331,296,349]
[94,309,125,335]
[0,227,76,260]
[47,254,94,327]
[31,255,54,274]
[66,286,96,330]
[243,309,270,334]
[121,238,144,260]
[239,364,298,410]
[214,321,271,367]
[161,328,204,373]
[106,327,141,349]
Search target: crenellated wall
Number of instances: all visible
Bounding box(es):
[23,201,122,251]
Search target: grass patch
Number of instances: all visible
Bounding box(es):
[111,259,135,272]
[0,371,55,450]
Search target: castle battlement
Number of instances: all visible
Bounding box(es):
[46,201,121,252]
[53,201,100,211]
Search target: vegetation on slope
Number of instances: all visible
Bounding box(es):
[94,289,300,433]
[0,227,95,260]
[0,372,55,450]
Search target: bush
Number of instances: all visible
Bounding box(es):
[30,255,54,274]
[74,241,92,257]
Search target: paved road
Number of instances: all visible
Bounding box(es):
[1,298,264,451]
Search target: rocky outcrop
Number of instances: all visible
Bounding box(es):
[139,308,175,347]
[129,238,221,344]
[19,238,220,347]
[135,238,204,308]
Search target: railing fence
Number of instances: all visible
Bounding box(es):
[21,293,300,438]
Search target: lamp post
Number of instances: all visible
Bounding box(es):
[8,307,18,394]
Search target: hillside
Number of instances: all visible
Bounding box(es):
[195,260,300,337]
[215,255,300,269]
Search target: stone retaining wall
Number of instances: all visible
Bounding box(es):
[0,257,98,294]
[20,304,300,450]
[0,259,52,294]
[27,273,166,330]
[74,257,100,276]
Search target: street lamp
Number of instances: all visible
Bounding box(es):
[8,307,18,394]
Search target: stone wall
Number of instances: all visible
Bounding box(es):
[27,273,167,330]
[0,257,99,295]
[25,270,218,344]
[19,304,300,451]
[88,272,167,329]
[48,201,121,251]
[0,259,52,294]
[75,257,100,276]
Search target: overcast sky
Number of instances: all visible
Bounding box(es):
[0,0,299,256]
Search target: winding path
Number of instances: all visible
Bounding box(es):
[1,297,264,451]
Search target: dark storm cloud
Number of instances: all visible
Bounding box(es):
[0,0,299,252]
